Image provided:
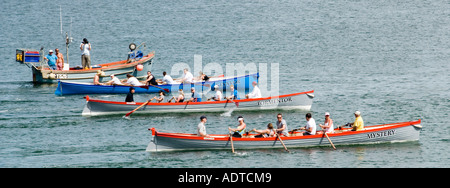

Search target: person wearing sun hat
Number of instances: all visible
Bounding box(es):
[350,111,364,131]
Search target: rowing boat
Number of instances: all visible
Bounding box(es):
[55,73,259,95]
[16,43,154,83]
[81,90,315,116]
[146,119,422,152]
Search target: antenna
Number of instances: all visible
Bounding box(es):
[60,5,63,38]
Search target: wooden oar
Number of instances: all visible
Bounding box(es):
[229,131,235,153]
[323,132,336,150]
[123,99,153,118]
[275,133,289,152]
[147,84,169,93]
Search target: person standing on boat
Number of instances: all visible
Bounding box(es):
[125,87,135,102]
[55,48,64,70]
[197,116,209,137]
[246,81,262,99]
[80,38,91,69]
[350,111,364,131]
[318,112,334,134]
[275,113,289,136]
[299,113,316,136]
[44,49,57,70]
[228,116,246,137]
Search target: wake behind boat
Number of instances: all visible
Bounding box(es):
[81,90,314,116]
[146,119,422,152]
[55,73,259,95]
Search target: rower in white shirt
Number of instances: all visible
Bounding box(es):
[246,81,262,99]
[161,71,174,84]
[123,74,145,86]
[208,85,222,101]
[181,68,194,83]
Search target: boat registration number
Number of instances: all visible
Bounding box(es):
[55,74,68,79]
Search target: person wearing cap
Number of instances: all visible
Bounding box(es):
[197,116,208,137]
[44,49,58,70]
[246,81,261,99]
[80,38,91,69]
[318,112,334,134]
[105,74,122,85]
[228,116,246,137]
[125,87,135,102]
[208,85,222,101]
[350,111,364,131]
[189,87,202,102]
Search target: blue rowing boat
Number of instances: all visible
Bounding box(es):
[55,73,259,95]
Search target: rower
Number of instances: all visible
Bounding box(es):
[349,111,364,131]
[208,85,222,101]
[228,116,246,137]
[250,123,276,138]
[151,90,165,103]
[224,85,240,100]
[189,87,202,102]
[245,81,261,99]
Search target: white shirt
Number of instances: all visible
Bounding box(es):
[306,118,317,135]
[183,71,194,83]
[110,77,122,85]
[126,77,144,86]
[162,75,174,84]
[248,85,262,98]
[197,122,206,136]
[215,90,222,101]
[324,121,334,133]
[80,43,90,56]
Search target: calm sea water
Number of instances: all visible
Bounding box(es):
[0,0,449,168]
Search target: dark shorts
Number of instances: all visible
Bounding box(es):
[303,132,313,136]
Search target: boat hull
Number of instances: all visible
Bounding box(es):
[32,52,154,83]
[146,120,422,152]
[81,90,315,116]
[55,73,259,95]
